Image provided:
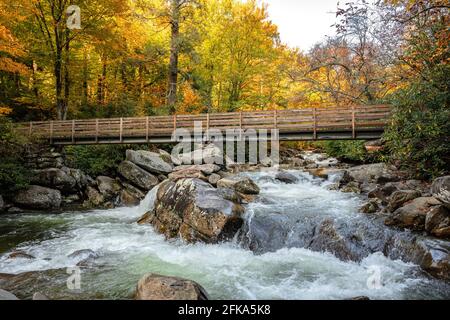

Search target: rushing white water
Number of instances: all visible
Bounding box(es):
[0,170,449,300]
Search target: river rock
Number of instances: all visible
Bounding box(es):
[126,150,173,174]
[85,186,105,207]
[30,168,77,193]
[359,200,380,214]
[120,182,145,206]
[425,206,450,238]
[139,179,244,243]
[387,190,422,212]
[217,176,260,195]
[0,289,19,300]
[346,163,400,184]
[431,176,450,209]
[33,292,49,300]
[368,183,399,204]
[118,161,159,191]
[175,144,223,165]
[68,249,99,266]
[135,274,209,300]
[275,171,298,184]
[385,197,441,231]
[208,173,221,186]
[13,185,62,210]
[173,164,221,175]
[8,251,35,260]
[168,169,208,182]
[96,176,122,199]
[341,182,361,194]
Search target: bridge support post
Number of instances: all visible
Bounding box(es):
[146,116,149,143]
[120,118,123,143]
[29,122,33,136]
[49,121,54,145]
[313,108,317,140]
[352,106,356,139]
[71,120,75,144]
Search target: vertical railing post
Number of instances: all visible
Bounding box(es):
[119,118,123,143]
[313,108,317,140]
[71,120,75,144]
[29,122,33,136]
[173,114,177,131]
[146,116,150,143]
[49,121,54,144]
[239,112,243,140]
[352,105,356,139]
[273,109,278,129]
[95,119,99,143]
[206,113,210,141]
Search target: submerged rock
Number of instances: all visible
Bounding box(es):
[13,185,62,210]
[7,251,35,260]
[126,150,173,175]
[135,274,209,300]
[139,178,244,243]
[118,161,159,191]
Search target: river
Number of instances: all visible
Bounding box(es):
[1,170,449,300]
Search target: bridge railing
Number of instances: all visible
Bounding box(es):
[16,105,390,144]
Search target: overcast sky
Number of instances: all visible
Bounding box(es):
[262,0,341,51]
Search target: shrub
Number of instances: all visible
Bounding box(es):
[384,71,449,179]
[316,140,369,163]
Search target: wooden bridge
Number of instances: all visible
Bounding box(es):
[17,105,391,145]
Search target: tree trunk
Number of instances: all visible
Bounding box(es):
[167,0,180,113]
[55,45,64,120]
[62,28,70,120]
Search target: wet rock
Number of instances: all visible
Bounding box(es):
[8,251,35,260]
[13,185,61,210]
[135,274,209,300]
[126,150,173,174]
[341,182,361,194]
[173,164,221,175]
[168,169,208,182]
[217,176,260,195]
[208,173,221,186]
[431,176,450,209]
[385,197,441,231]
[275,171,298,184]
[360,200,380,214]
[387,190,422,212]
[85,186,105,207]
[96,176,121,199]
[68,249,99,266]
[139,179,244,243]
[122,182,146,200]
[347,163,400,184]
[217,187,242,203]
[118,161,159,191]
[425,206,450,238]
[120,189,140,207]
[368,183,399,204]
[0,289,19,300]
[32,292,49,300]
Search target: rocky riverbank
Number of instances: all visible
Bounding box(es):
[1,144,449,300]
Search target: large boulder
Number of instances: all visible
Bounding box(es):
[139,178,244,243]
[385,197,441,231]
[175,143,223,165]
[387,190,422,212]
[431,176,450,209]
[13,185,61,210]
[425,206,450,239]
[135,274,209,300]
[217,176,260,195]
[118,161,159,191]
[346,163,400,184]
[30,168,77,193]
[126,150,173,175]
[96,176,121,199]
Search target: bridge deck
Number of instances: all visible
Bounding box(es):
[16,105,390,145]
